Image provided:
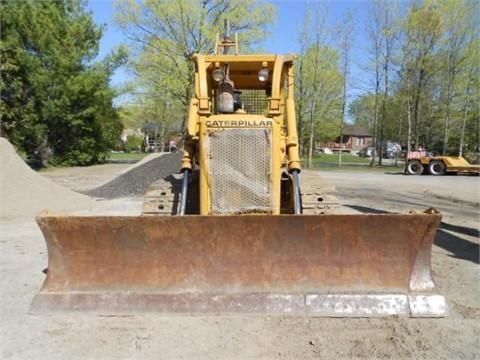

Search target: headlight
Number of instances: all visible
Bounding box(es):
[212,69,225,82]
[258,68,269,82]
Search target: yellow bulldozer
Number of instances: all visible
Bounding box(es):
[32,28,448,317]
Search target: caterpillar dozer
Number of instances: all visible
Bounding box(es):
[31,28,448,317]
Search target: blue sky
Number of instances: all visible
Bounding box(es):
[87,0,373,100]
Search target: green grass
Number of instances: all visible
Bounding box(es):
[309,164,403,172]
[108,152,149,161]
[302,154,405,173]
[309,153,370,165]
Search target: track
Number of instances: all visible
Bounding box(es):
[301,183,339,214]
[143,171,199,215]
[142,171,339,215]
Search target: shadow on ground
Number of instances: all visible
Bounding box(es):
[346,204,479,264]
[384,171,405,175]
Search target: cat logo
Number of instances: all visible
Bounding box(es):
[206,120,273,128]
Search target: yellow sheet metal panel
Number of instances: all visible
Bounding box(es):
[437,156,470,167]
[198,114,282,215]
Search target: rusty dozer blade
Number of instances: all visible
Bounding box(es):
[31,212,448,317]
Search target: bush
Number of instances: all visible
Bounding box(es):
[124,135,143,153]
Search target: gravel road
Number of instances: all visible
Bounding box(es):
[1,164,478,359]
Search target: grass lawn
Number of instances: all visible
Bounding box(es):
[108,152,149,162]
[309,153,370,165]
[303,154,405,172]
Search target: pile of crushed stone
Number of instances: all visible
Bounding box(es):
[118,152,167,174]
[86,152,183,199]
[0,137,96,219]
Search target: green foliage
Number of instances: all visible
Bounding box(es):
[295,5,344,161]
[124,134,143,153]
[118,105,144,130]
[348,95,377,131]
[115,0,277,132]
[349,0,479,156]
[109,151,148,161]
[298,45,343,142]
[0,0,125,167]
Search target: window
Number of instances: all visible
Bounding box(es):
[356,137,365,146]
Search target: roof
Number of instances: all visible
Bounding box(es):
[343,126,372,137]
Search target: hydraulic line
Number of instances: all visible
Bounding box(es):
[179,169,190,215]
[291,170,302,214]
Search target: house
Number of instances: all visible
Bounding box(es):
[326,126,372,153]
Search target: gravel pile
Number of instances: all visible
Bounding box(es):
[0,137,95,219]
[86,152,183,199]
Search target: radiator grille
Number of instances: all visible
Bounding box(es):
[237,89,268,114]
[206,128,274,214]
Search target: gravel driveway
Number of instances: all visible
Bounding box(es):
[1,165,478,359]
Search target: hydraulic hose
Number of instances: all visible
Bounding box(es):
[291,170,302,214]
[179,169,190,215]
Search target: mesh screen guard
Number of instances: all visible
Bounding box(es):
[205,128,274,214]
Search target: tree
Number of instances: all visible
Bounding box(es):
[374,1,398,165]
[437,0,478,155]
[349,95,377,131]
[301,45,343,167]
[296,6,341,166]
[458,38,480,156]
[343,0,480,158]
[365,1,384,165]
[115,0,276,133]
[400,0,442,152]
[296,5,343,166]
[1,0,125,167]
[336,11,355,167]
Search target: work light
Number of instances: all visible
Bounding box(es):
[258,68,269,82]
[212,69,225,82]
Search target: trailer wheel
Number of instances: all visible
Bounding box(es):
[428,160,446,175]
[406,160,424,175]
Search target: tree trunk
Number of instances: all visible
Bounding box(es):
[407,97,412,153]
[160,121,166,153]
[459,80,471,157]
[339,65,348,168]
[442,76,454,155]
[307,106,315,168]
[370,95,379,166]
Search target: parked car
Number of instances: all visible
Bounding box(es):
[382,141,402,159]
[316,147,334,155]
[358,146,374,157]
[359,141,402,159]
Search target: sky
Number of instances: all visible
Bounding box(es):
[87,0,373,102]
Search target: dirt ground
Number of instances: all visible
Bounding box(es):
[1,163,479,359]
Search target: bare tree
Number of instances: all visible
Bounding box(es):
[458,53,478,156]
[439,1,471,155]
[336,11,355,167]
[401,2,442,152]
[459,76,472,157]
[366,1,383,166]
[297,6,341,168]
[378,2,398,165]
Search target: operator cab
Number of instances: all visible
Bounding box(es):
[209,61,273,115]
